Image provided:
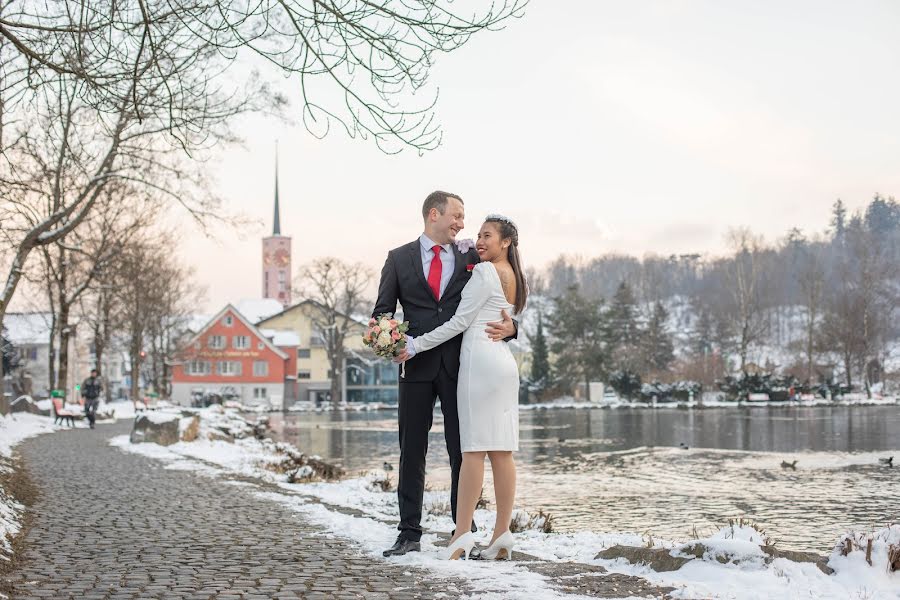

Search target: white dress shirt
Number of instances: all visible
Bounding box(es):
[419,233,455,298]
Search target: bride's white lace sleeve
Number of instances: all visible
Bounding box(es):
[413,263,492,353]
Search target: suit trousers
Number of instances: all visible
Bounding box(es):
[396,362,467,542]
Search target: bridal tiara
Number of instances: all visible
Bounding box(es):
[485,213,518,230]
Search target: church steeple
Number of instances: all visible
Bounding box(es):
[262,142,292,308]
[273,145,281,236]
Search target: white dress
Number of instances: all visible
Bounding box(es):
[412,262,519,452]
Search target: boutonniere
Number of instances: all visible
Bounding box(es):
[466,264,476,272]
[455,238,475,253]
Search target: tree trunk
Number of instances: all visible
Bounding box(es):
[330,345,344,405]
[130,330,142,401]
[131,353,141,401]
[47,313,57,393]
[57,301,72,395]
[94,330,109,403]
[739,325,750,375]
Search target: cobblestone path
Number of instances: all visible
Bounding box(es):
[6,421,672,599]
[7,422,476,599]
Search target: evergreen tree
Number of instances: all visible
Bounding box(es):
[864,194,900,234]
[643,301,675,371]
[529,312,551,387]
[1,328,18,376]
[550,285,607,401]
[691,308,714,356]
[605,281,642,371]
[608,369,642,400]
[830,199,847,242]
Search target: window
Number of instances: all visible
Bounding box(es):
[186,360,211,375]
[253,361,269,376]
[208,335,225,349]
[298,370,311,380]
[218,361,241,376]
[223,315,234,327]
[253,387,268,399]
[233,336,250,349]
[297,349,311,359]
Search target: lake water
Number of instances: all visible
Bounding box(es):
[263,405,900,552]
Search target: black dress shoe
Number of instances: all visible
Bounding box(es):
[382,537,421,557]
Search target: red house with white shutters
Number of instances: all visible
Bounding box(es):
[169,304,298,409]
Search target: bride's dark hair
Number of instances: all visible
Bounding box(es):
[484,215,528,315]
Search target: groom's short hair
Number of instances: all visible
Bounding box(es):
[422,191,463,220]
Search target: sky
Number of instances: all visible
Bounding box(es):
[176,0,900,312]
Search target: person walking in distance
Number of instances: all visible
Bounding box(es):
[81,369,103,429]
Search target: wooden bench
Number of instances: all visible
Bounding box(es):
[51,397,82,427]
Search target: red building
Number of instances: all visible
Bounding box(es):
[169,304,298,409]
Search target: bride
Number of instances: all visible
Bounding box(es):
[405,214,527,560]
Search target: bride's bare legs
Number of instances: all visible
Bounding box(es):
[449,451,486,543]
[487,451,516,544]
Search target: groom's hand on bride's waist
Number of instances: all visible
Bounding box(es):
[485,309,516,342]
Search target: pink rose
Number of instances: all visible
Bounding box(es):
[389,319,398,328]
[391,331,400,341]
[373,326,381,334]
[369,318,377,326]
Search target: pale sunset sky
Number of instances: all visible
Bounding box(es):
[176,0,900,311]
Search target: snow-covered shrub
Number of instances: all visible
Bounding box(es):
[831,525,900,573]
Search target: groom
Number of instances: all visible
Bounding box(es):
[373,191,517,557]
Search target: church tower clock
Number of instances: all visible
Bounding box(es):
[262,148,292,307]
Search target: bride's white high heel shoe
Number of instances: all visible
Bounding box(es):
[445,532,475,560]
[480,531,514,560]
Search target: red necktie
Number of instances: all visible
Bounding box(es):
[427,245,442,301]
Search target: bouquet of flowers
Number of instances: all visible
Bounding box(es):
[363,314,411,377]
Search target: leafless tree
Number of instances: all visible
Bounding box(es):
[722,228,771,374]
[822,217,899,395]
[0,3,268,366]
[112,234,199,400]
[0,0,526,156]
[295,257,372,405]
[145,260,201,398]
[795,240,826,382]
[79,266,121,404]
[35,187,158,394]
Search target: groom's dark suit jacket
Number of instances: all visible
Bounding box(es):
[373,240,480,382]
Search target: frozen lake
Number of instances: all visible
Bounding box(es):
[264,405,900,552]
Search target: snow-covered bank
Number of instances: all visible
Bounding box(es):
[0,414,58,561]
[277,395,900,413]
[111,407,900,599]
[520,395,900,411]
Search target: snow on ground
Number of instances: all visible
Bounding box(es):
[110,407,900,599]
[518,395,899,411]
[283,395,899,413]
[0,413,58,559]
[0,403,139,562]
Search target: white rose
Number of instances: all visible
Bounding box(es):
[377,331,392,347]
[379,318,391,330]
